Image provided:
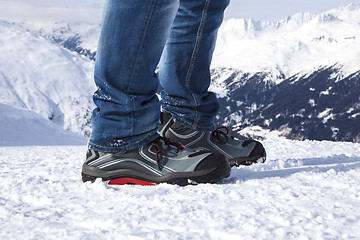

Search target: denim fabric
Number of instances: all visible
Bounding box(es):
[89,0,229,153]
[159,0,229,131]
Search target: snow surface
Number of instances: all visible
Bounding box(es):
[0,103,86,146]
[1,139,360,239]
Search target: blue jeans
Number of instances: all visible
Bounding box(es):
[89,0,229,152]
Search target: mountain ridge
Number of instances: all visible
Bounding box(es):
[212,65,360,142]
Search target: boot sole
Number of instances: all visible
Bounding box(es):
[82,161,230,186]
[230,148,267,167]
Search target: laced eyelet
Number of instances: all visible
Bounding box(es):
[211,126,230,144]
[151,136,184,170]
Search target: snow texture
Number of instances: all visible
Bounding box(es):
[1,139,360,239]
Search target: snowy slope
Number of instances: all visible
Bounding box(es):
[0,103,86,146]
[0,20,96,138]
[1,139,360,239]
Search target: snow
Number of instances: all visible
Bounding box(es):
[213,3,360,82]
[308,99,316,107]
[1,139,360,239]
[0,20,96,137]
[0,103,86,146]
[317,108,335,124]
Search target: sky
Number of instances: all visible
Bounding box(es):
[225,0,359,21]
[0,0,358,22]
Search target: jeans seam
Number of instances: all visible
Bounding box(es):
[126,0,158,134]
[131,96,135,133]
[127,0,158,94]
[184,0,211,128]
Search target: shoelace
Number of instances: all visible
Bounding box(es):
[212,126,254,147]
[151,136,185,170]
[211,126,230,144]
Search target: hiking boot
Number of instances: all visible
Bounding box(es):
[82,136,231,186]
[159,112,266,167]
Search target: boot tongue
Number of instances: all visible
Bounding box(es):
[171,121,197,135]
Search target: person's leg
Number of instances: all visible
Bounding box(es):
[158,0,230,131]
[85,0,231,185]
[89,0,179,153]
[157,0,267,167]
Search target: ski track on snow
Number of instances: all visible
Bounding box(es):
[1,139,360,239]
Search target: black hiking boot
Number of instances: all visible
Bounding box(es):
[82,136,231,186]
[159,112,266,167]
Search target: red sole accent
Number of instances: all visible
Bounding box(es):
[108,178,156,186]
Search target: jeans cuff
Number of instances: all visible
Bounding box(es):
[170,112,216,132]
[88,131,159,153]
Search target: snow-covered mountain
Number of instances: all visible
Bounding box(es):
[213,4,360,77]
[0,20,96,143]
[9,0,104,60]
[24,21,101,60]
[19,3,360,78]
[210,3,360,142]
[212,66,360,142]
[0,3,359,144]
